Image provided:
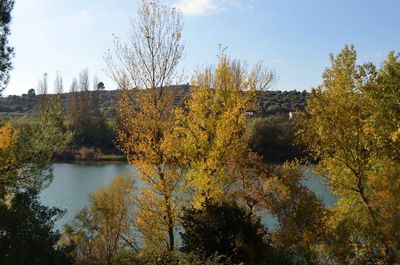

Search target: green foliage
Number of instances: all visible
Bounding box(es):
[27,88,36,98]
[1,88,308,117]
[258,163,329,264]
[0,0,14,94]
[69,114,115,150]
[256,90,308,116]
[0,189,72,265]
[111,250,227,265]
[246,115,304,162]
[364,51,400,161]
[298,45,400,263]
[180,200,288,265]
[66,72,116,152]
[0,96,65,194]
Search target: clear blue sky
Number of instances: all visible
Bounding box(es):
[5,0,400,95]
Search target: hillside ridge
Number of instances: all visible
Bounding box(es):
[0,87,309,117]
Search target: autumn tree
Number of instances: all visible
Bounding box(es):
[257,163,329,264]
[163,53,275,208]
[62,176,135,264]
[298,45,400,263]
[365,51,400,161]
[0,0,14,94]
[106,0,184,250]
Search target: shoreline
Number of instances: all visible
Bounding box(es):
[54,153,126,163]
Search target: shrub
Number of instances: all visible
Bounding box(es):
[112,250,226,265]
[75,147,99,160]
[0,189,72,265]
[180,200,288,265]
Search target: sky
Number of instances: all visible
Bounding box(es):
[4,0,400,95]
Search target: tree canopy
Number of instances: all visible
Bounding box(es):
[0,189,72,265]
[298,45,400,263]
[0,0,14,94]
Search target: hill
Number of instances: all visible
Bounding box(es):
[0,87,309,117]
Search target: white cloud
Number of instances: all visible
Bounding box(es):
[271,58,281,63]
[66,9,91,23]
[172,0,254,17]
[173,0,220,17]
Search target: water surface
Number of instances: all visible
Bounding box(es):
[40,162,136,226]
[40,162,335,229]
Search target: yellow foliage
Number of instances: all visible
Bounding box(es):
[164,54,271,208]
[0,124,18,150]
[62,176,135,263]
[390,127,400,143]
[117,86,186,250]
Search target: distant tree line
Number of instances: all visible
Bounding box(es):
[1,86,308,162]
[0,88,309,116]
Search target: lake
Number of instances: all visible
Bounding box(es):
[39,162,336,229]
[39,162,137,227]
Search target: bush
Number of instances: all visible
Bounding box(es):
[75,147,99,160]
[180,200,288,265]
[112,250,226,265]
[0,190,72,265]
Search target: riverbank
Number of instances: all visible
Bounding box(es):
[54,147,125,162]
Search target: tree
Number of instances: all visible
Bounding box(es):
[180,200,286,265]
[37,72,49,114]
[246,115,304,162]
[0,189,72,265]
[70,70,92,147]
[92,76,101,116]
[27,88,36,98]
[0,96,65,196]
[365,51,400,161]
[106,0,185,251]
[54,72,64,95]
[0,0,14,94]
[67,77,79,126]
[163,53,275,208]
[63,70,115,152]
[257,163,329,264]
[298,45,400,263]
[62,176,136,264]
[97,81,105,90]
[78,69,90,117]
